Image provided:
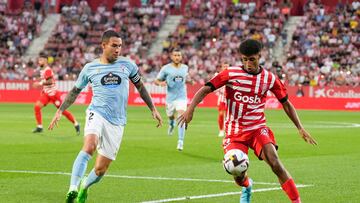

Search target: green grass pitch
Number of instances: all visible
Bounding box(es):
[0,103,359,202]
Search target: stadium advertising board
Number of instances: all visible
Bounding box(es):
[0,80,359,110]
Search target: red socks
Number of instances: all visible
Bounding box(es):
[281,178,301,202]
[218,113,224,131]
[62,110,76,124]
[234,176,250,187]
[34,105,42,125]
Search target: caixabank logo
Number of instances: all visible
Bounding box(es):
[101,72,121,88]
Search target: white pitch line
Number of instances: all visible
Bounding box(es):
[142,185,313,203]
[0,169,280,185]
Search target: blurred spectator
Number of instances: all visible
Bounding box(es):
[0,0,44,80]
[284,0,360,87]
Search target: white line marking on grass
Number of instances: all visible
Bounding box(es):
[0,169,279,185]
[142,184,313,203]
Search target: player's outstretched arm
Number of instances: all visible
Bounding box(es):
[48,86,82,130]
[178,86,212,128]
[134,80,163,128]
[154,79,167,87]
[282,100,317,145]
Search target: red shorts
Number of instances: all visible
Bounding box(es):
[37,91,63,107]
[218,101,226,111]
[222,127,277,160]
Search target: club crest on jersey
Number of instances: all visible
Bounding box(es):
[234,92,261,104]
[101,72,121,88]
[260,128,269,136]
[173,76,184,83]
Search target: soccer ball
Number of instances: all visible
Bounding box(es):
[223,149,249,176]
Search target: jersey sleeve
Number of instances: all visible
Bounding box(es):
[270,77,288,103]
[156,66,167,81]
[128,61,141,84]
[75,66,89,89]
[43,68,53,80]
[206,69,229,91]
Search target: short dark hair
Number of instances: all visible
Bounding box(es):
[171,48,182,53]
[39,52,47,58]
[239,39,263,56]
[101,30,121,43]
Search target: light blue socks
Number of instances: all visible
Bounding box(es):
[69,151,91,190]
[83,168,104,189]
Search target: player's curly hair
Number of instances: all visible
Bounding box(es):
[239,39,263,56]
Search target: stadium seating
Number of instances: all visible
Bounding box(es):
[284,1,360,87]
[141,0,287,84]
[0,0,44,80]
[41,0,168,80]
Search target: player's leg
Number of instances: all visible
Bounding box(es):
[66,111,100,202]
[33,95,48,133]
[261,144,300,203]
[52,92,80,135]
[66,135,96,203]
[223,139,252,203]
[256,128,301,203]
[77,120,124,202]
[166,102,176,135]
[77,155,112,203]
[175,100,187,151]
[218,109,226,137]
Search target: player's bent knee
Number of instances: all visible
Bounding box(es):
[82,145,96,155]
[34,102,43,109]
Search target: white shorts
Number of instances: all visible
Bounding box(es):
[84,110,124,160]
[166,100,187,117]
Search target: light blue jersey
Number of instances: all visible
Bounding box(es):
[75,57,140,125]
[157,63,188,103]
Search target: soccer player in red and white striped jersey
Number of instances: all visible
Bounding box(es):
[32,52,80,134]
[178,39,317,203]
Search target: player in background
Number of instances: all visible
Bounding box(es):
[178,39,317,203]
[215,63,229,137]
[32,52,80,134]
[154,49,191,151]
[48,30,163,203]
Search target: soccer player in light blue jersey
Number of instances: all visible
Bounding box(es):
[48,30,163,203]
[154,49,191,151]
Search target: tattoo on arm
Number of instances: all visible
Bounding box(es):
[59,87,82,112]
[135,81,155,111]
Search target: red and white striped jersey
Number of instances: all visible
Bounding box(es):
[41,67,57,96]
[216,86,226,105]
[214,72,226,105]
[207,65,287,140]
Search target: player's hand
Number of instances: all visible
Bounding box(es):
[152,108,163,128]
[48,109,63,130]
[32,82,42,88]
[298,128,317,145]
[159,81,167,87]
[177,110,194,129]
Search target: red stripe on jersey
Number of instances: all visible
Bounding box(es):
[216,86,226,105]
[41,67,57,96]
[209,66,287,140]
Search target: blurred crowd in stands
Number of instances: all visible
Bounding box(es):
[0,0,359,87]
[140,0,287,83]
[0,0,44,80]
[284,0,360,87]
